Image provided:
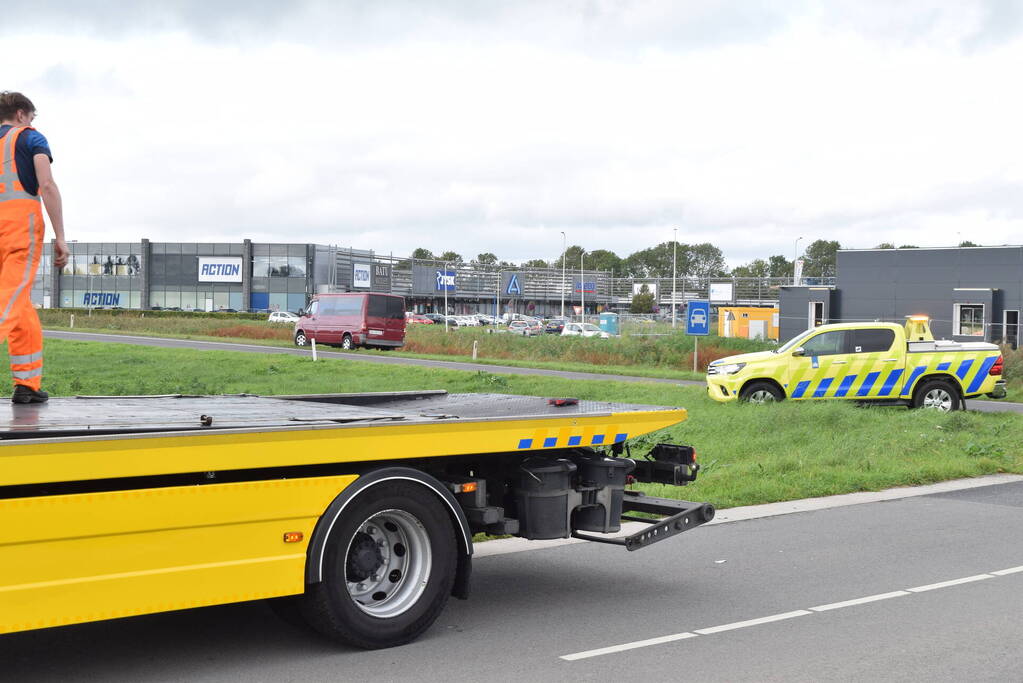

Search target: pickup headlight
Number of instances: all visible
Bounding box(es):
[707,362,746,375]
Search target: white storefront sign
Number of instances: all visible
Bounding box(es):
[198,257,243,283]
[353,263,372,288]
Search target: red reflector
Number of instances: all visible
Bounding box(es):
[690,448,697,462]
[990,356,1004,376]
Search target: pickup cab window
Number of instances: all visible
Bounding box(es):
[801,330,848,356]
[851,328,895,353]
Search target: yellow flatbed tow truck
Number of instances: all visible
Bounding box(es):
[0,391,711,649]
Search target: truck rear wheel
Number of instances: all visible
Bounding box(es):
[739,381,784,404]
[913,379,962,412]
[299,481,457,649]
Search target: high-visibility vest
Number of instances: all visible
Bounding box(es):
[0,126,44,216]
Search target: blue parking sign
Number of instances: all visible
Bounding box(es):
[685,300,710,336]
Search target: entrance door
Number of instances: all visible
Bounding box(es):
[1004,310,1019,349]
[808,301,824,328]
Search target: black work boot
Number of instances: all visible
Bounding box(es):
[12,385,48,404]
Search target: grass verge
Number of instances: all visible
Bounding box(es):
[30,337,1023,511]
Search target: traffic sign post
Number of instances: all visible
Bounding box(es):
[685,300,711,373]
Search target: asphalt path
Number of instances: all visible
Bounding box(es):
[5,479,1023,682]
[43,329,1023,414]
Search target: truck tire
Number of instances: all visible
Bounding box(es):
[341,334,354,350]
[294,331,308,347]
[912,379,962,412]
[298,481,457,649]
[739,381,784,404]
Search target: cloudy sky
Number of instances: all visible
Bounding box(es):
[6,1,1023,266]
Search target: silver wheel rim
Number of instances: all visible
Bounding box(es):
[344,509,432,618]
[295,333,307,346]
[749,389,776,404]
[923,388,954,411]
[342,337,352,349]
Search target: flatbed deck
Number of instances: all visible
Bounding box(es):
[0,391,681,438]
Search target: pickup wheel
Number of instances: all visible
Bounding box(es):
[294,331,308,347]
[913,379,962,412]
[341,334,354,350]
[739,381,784,404]
[298,481,457,649]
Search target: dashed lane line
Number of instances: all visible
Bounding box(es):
[560,566,1020,661]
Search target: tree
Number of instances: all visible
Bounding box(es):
[521,258,550,268]
[898,245,918,249]
[801,239,840,278]
[688,243,728,277]
[959,240,979,247]
[630,284,655,313]
[875,242,895,249]
[553,245,586,270]
[474,252,498,265]
[586,249,626,275]
[767,254,792,278]
[731,258,770,278]
[411,247,435,260]
[624,242,677,278]
[438,251,463,264]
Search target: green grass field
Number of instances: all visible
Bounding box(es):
[30,337,1023,510]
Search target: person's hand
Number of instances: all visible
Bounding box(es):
[53,239,69,269]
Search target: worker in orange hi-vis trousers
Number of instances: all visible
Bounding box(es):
[0,92,69,403]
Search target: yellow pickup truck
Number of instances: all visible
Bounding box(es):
[707,317,1006,411]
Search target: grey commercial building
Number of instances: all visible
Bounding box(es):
[779,246,1022,347]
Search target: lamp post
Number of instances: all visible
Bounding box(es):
[560,231,566,319]
[443,261,449,333]
[793,236,803,286]
[580,252,585,322]
[672,228,678,329]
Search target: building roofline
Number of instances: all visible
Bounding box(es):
[838,245,1021,253]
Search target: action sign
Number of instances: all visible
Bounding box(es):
[686,300,710,336]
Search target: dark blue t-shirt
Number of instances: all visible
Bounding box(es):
[0,125,52,196]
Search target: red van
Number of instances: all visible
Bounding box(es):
[294,293,406,350]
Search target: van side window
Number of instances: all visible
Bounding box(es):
[334,297,363,315]
[317,298,337,315]
[801,330,848,356]
[307,300,319,316]
[367,295,388,318]
[386,297,405,320]
[851,328,895,353]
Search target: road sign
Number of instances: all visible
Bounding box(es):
[686,300,710,336]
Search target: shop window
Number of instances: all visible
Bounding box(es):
[954,304,985,337]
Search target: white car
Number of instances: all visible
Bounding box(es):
[561,322,610,339]
[268,311,300,323]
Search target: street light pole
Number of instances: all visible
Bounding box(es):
[443,261,449,333]
[560,231,566,319]
[580,252,584,322]
[672,228,678,329]
[793,236,803,286]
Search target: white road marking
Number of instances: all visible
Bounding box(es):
[991,565,1023,576]
[693,610,811,635]
[560,632,698,661]
[906,574,993,592]
[809,590,909,612]
[560,567,1023,662]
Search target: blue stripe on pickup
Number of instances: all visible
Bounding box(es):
[936,362,951,371]
[543,437,558,448]
[877,369,904,396]
[956,359,973,380]
[567,435,582,446]
[856,371,881,397]
[518,439,533,449]
[792,380,812,398]
[835,375,857,397]
[966,356,997,393]
[900,366,927,396]
[813,377,834,398]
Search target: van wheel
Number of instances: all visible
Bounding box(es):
[298,481,457,649]
[341,334,354,350]
[913,379,962,412]
[295,331,308,347]
[739,381,784,404]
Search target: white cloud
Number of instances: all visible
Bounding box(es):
[4,1,1022,267]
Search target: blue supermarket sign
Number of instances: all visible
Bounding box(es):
[686,300,710,336]
[574,281,596,293]
[83,292,120,307]
[435,270,456,291]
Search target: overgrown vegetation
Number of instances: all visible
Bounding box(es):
[29,338,1023,510]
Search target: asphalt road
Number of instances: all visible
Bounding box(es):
[4,479,1023,682]
[43,329,1023,414]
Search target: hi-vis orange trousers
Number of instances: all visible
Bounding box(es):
[0,126,45,391]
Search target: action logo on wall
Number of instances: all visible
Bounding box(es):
[198,257,243,283]
[353,263,372,288]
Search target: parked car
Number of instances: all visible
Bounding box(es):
[295,293,406,350]
[544,319,568,334]
[406,314,435,325]
[421,313,446,324]
[508,320,542,336]
[561,322,610,339]
[268,311,300,323]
